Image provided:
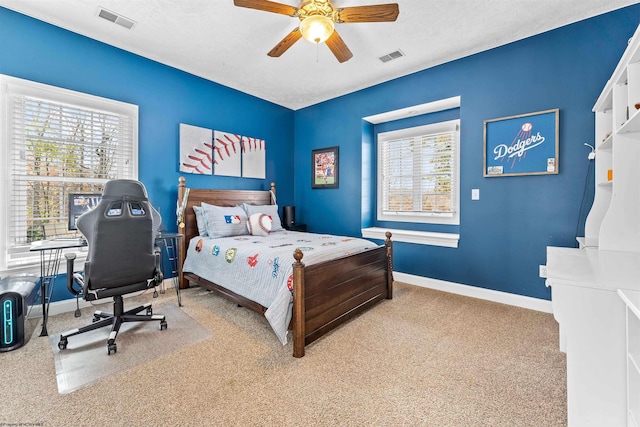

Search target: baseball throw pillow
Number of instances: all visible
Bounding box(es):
[247,213,272,236]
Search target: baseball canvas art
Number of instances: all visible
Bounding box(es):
[179,123,213,175]
[214,130,242,177]
[179,124,266,178]
[241,136,266,179]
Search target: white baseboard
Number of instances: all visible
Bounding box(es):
[27,279,178,319]
[394,272,553,313]
[29,275,551,319]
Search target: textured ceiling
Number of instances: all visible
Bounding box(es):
[1,0,639,110]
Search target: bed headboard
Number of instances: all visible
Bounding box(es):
[176,176,276,288]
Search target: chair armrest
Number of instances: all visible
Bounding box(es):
[65,253,83,296]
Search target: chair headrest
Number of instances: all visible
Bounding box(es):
[102,179,148,200]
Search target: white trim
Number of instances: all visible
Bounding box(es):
[362,227,459,248]
[394,271,553,313]
[0,74,138,272]
[363,96,461,124]
[27,278,177,319]
[28,294,108,319]
[0,74,139,119]
[0,247,88,279]
[30,274,551,321]
[376,119,461,226]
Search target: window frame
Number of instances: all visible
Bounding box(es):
[0,75,138,273]
[376,119,460,225]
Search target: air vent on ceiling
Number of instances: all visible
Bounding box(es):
[98,7,136,30]
[379,50,405,63]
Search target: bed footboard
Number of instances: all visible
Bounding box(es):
[292,232,393,358]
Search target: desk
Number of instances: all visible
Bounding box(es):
[29,238,86,337]
[546,246,640,426]
[30,233,184,336]
[155,232,184,307]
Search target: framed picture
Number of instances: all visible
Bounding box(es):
[312,146,339,189]
[483,108,559,177]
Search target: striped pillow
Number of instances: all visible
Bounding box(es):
[192,205,208,237]
[201,203,248,238]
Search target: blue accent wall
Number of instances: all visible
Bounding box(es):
[292,5,640,300]
[0,7,294,302]
[2,5,640,303]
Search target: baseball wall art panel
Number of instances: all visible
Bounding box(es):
[241,136,266,179]
[213,130,242,177]
[179,123,213,175]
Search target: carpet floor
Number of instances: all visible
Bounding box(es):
[0,281,566,426]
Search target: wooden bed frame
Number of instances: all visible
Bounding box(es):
[177,176,393,357]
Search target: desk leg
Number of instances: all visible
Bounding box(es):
[175,237,182,307]
[38,248,63,337]
[39,277,48,337]
[157,239,166,295]
[166,237,182,307]
[156,236,182,307]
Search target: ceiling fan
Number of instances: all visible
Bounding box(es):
[233,0,400,63]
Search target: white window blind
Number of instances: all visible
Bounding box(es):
[377,119,460,225]
[1,75,138,269]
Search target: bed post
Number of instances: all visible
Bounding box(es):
[385,231,393,300]
[177,177,188,289]
[292,249,305,358]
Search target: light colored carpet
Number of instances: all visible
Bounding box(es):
[0,282,566,426]
[49,303,211,394]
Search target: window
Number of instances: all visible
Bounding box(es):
[377,119,460,225]
[0,75,138,270]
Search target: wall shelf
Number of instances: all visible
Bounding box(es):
[598,133,613,149]
[619,108,640,134]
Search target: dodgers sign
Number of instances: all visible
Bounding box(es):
[483,109,559,177]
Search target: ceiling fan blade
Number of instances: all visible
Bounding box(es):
[234,0,297,16]
[337,4,399,23]
[268,27,303,57]
[325,30,353,63]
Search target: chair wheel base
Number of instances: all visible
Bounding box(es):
[58,300,165,354]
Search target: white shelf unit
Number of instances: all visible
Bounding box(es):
[585,23,640,252]
[547,23,640,427]
[584,90,612,247]
[618,289,640,427]
[629,324,640,427]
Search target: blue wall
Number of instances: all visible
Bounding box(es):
[3,5,640,303]
[292,5,640,300]
[0,7,295,302]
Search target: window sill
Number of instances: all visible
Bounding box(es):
[2,247,87,278]
[361,227,459,248]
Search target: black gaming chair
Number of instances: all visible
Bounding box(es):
[58,179,167,355]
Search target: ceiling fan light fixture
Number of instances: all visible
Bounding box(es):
[299,15,334,44]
